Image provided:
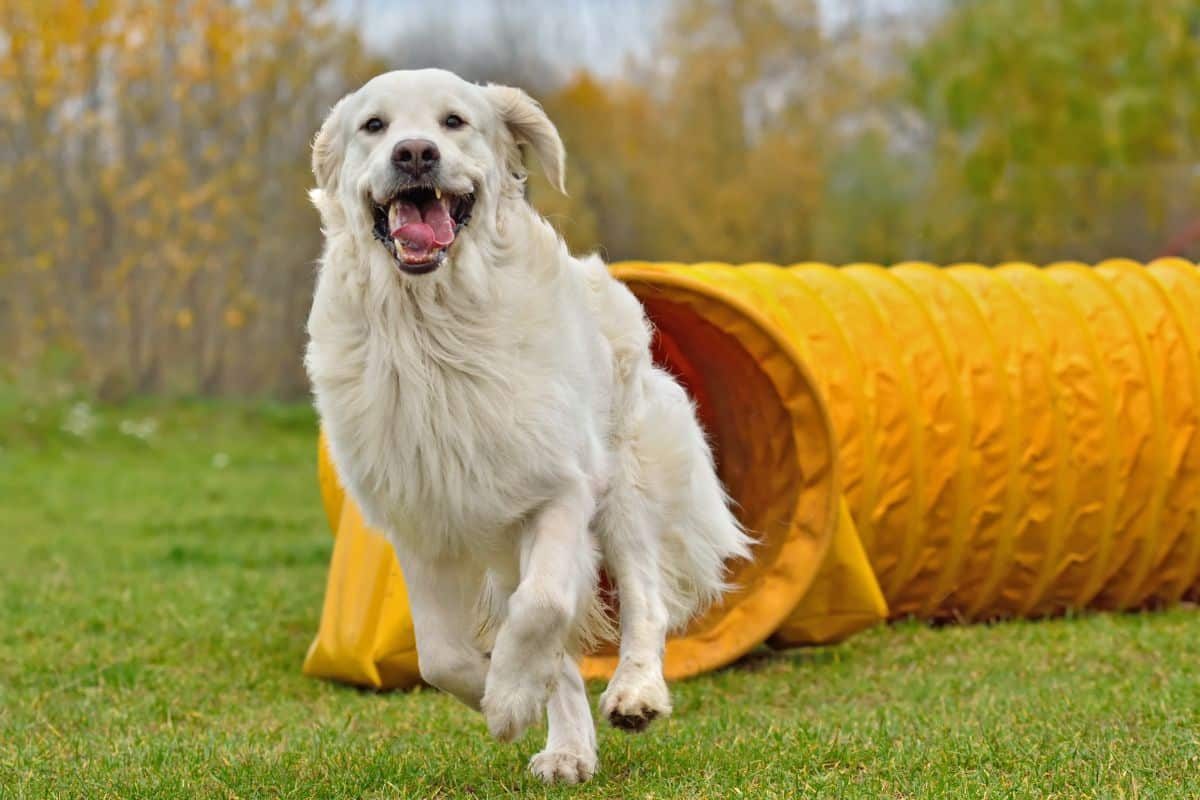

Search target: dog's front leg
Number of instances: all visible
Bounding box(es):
[528,657,597,784]
[393,546,489,709]
[481,476,598,745]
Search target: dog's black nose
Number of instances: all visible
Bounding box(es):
[392,139,440,176]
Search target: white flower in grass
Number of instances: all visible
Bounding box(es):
[211,452,231,469]
[61,402,97,438]
[119,418,159,440]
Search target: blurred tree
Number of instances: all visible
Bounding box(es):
[905,0,1200,262]
[0,0,378,396]
[621,0,832,262]
[536,0,886,264]
[536,74,661,260]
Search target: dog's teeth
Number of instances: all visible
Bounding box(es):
[435,187,442,200]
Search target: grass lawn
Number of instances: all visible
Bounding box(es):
[2,398,1199,799]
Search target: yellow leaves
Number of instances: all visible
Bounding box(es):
[32,86,54,109]
[162,241,192,274]
[233,162,259,183]
[173,182,222,219]
[191,222,224,246]
[212,195,236,219]
[175,309,194,330]
[120,177,156,208]
[223,308,246,330]
[102,256,135,290]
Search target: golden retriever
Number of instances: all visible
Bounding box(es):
[305,69,749,784]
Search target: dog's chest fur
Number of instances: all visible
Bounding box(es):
[308,256,609,556]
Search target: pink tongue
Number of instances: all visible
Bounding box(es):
[391,198,455,253]
[396,222,436,251]
[422,198,456,247]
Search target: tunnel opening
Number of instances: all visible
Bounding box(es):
[581,276,840,679]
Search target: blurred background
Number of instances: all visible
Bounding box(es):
[2,0,1199,399]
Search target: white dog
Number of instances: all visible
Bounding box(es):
[305,69,750,785]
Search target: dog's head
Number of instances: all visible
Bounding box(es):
[311,69,564,277]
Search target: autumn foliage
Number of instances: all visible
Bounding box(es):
[2,0,1198,396]
[0,0,374,396]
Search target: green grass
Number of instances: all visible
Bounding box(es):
[2,398,1199,799]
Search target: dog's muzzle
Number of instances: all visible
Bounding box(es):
[372,185,475,275]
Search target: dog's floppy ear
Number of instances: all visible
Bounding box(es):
[312,97,348,191]
[486,85,566,194]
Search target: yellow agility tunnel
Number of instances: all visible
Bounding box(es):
[304,259,1200,690]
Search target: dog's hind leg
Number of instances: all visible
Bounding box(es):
[596,487,672,732]
[393,547,489,710]
[529,658,597,784]
[481,474,599,744]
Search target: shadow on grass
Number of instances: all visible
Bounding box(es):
[716,644,838,674]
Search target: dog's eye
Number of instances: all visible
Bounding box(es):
[443,114,466,130]
[362,117,386,134]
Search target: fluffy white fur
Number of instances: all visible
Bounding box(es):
[305,69,750,785]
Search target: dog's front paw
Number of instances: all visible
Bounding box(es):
[481,681,546,742]
[599,664,672,733]
[529,749,597,785]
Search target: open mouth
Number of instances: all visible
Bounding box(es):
[372,186,475,275]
